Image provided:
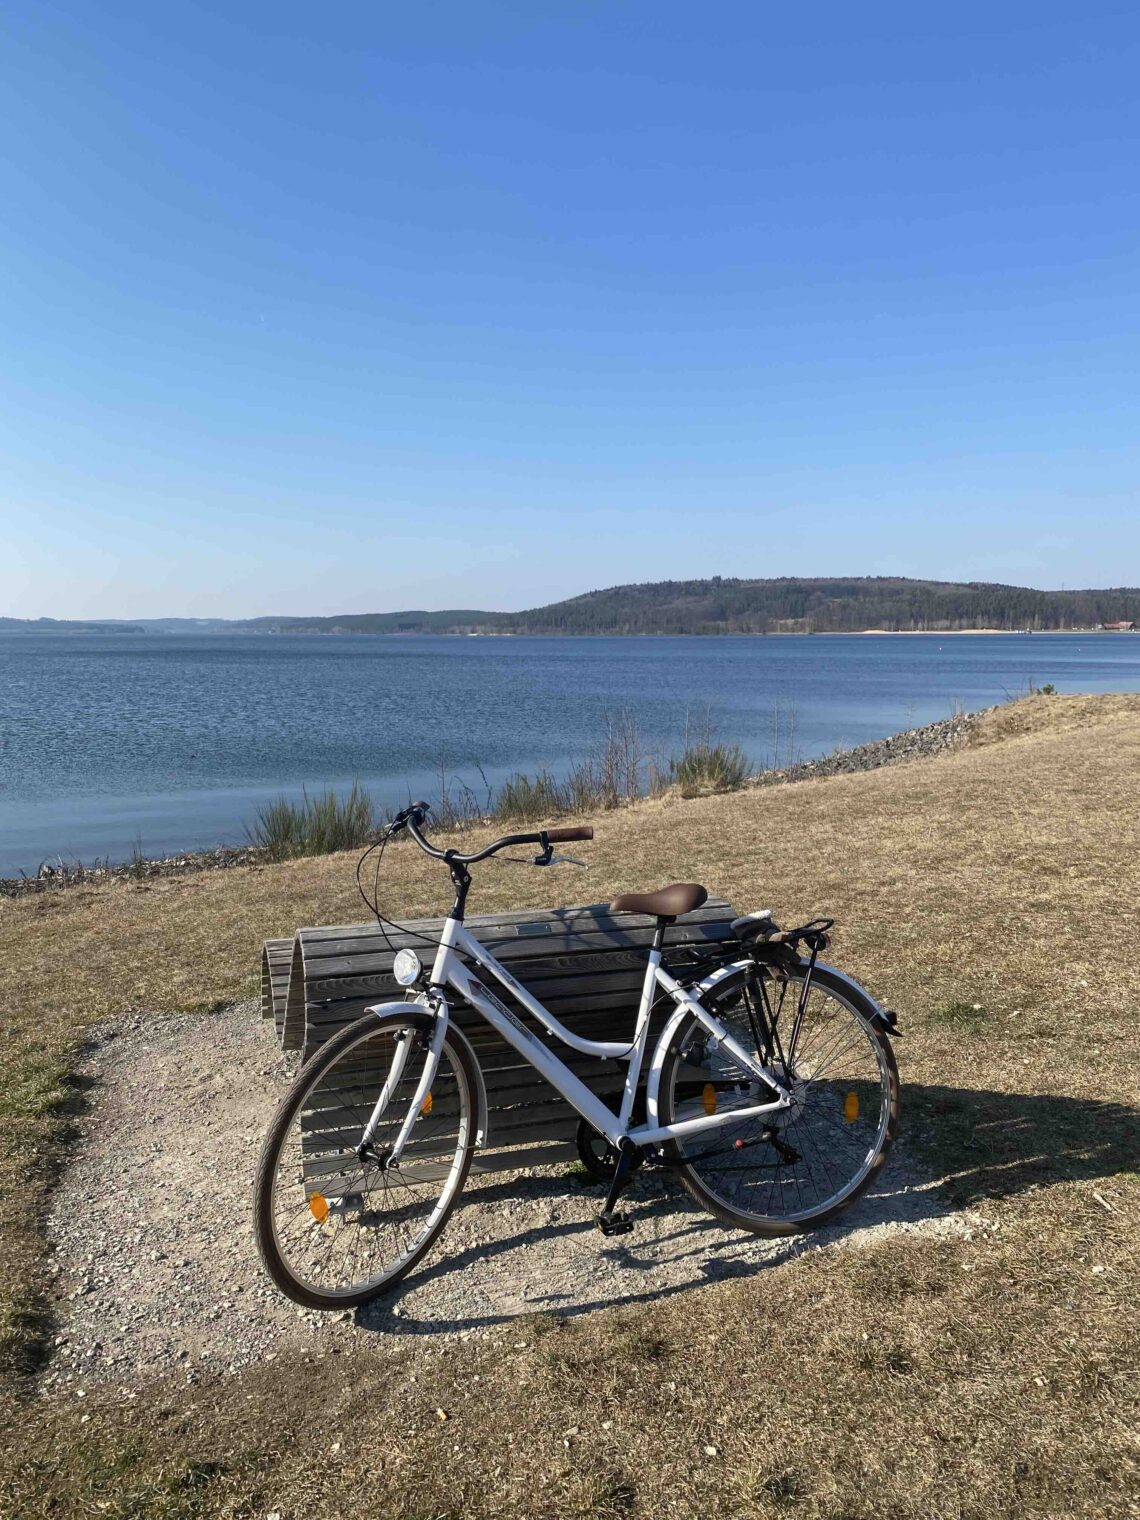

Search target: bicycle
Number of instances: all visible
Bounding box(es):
[255,803,901,1308]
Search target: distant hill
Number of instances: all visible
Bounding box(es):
[6,578,1140,636]
[252,577,1140,636]
[0,616,144,634]
[242,609,494,635]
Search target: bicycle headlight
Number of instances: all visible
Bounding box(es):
[392,949,422,987]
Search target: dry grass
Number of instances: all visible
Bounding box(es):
[1,694,1138,1517]
[969,687,1140,746]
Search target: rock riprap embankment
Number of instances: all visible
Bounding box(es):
[752,708,985,787]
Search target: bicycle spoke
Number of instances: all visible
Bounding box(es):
[668,970,893,1226]
[263,1022,471,1301]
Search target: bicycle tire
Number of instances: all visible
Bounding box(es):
[658,962,899,1236]
[254,1009,478,1309]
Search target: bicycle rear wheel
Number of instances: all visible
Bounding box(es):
[658,963,899,1235]
[254,1010,477,1308]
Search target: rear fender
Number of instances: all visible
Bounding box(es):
[644,954,901,1128]
[644,959,754,1128]
[746,953,902,1038]
[808,961,902,1039]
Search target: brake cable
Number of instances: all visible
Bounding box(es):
[355,828,444,958]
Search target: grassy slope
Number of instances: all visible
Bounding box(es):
[1,694,1137,1518]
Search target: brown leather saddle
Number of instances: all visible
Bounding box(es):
[609,882,708,920]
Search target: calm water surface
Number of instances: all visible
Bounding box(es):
[2,631,1138,875]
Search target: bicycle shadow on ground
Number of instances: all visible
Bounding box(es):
[356,1083,1139,1337]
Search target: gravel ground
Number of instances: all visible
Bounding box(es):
[42,1003,974,1395]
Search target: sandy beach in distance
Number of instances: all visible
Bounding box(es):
[854,626,1128,635]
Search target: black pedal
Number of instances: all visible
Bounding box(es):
[596,1211,634,1237]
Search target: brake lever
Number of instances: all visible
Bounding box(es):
[546,854,589,870]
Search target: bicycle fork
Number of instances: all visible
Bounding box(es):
[359,1003,449,1169]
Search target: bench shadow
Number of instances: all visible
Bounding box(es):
[356,1083,1139,1337]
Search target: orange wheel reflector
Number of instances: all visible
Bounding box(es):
[702,1083,718,1115]
[421,1091,433,1116]
[308,1192,329,1224]
[844,1092,859,1123]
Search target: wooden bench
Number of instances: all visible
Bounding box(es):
[262,898,742,1173]
[260,937,294,1038]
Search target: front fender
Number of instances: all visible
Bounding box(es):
[364,998,490,1150]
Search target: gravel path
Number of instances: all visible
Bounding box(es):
[42,1003,972,1394]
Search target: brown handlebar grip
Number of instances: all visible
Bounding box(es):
[544,825,594,843]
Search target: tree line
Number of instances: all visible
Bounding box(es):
[263,577,1140,636]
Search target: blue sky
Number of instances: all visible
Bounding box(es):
[2,2,1138,617]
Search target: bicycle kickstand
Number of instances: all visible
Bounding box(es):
[596,1139,638,1237]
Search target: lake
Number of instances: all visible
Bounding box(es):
[2,630,1138,876]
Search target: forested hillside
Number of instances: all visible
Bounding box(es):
[266,577,1140,635]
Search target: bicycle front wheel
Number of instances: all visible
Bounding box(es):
[658,962,899,1235]
[254,1010,477,1309]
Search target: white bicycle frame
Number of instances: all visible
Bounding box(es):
[368,914,793,1168]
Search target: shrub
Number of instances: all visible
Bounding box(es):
[584,711,644,808]
[246,780,376,860]
[493,713,647,823]
[494,770,567,822]
[666,741,751,798]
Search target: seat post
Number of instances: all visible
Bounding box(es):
[651,916,674,952]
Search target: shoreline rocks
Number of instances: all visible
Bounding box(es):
[749,708,987,788]
[0,843,270,898]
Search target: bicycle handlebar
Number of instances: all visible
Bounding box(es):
[392,803,593,866]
